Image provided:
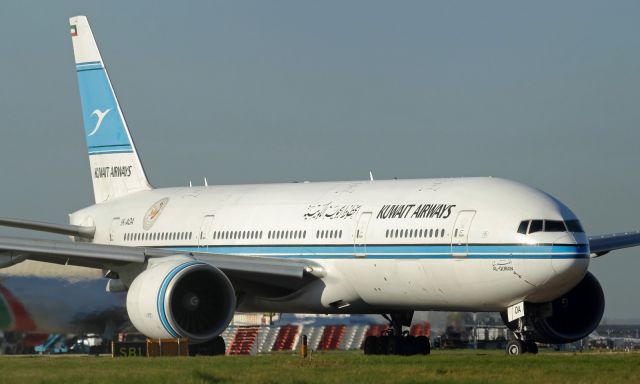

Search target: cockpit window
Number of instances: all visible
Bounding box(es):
[528,220,543,234]
[544,220,566,232]
[565,220,584,233]
[518,218,585,234]
[517,221,529,234]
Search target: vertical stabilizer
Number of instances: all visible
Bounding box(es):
[70,16,151,203]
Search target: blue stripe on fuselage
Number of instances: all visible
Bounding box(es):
[160,244,589,260]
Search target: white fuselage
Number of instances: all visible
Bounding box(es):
[70,177,590,314]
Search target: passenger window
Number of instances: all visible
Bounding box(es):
[545,220,566,232]
[441,229,445,237]
[429,229,433,238]
[517,221,529,235]
[528,220,543,234]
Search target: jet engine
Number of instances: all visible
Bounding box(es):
[502,272,605,344]
[126,258,236,344]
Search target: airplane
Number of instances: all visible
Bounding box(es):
[0,261,127,353]
[1,15,638,356]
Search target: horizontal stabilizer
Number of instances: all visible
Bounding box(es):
[0,218,95,239]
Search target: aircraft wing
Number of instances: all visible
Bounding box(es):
[0,236,320,292]
[588,231,640,257]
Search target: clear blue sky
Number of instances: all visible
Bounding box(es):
[0,1,639,320]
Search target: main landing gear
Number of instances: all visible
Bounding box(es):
[363,311,431,356]
[505,318,538,356]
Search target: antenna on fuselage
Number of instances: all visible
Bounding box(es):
[189,181,192,187]
[369,171,374,181]
[204,177,208,187]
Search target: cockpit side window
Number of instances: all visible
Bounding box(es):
[544,220,566,232]
[528,220,543,234]
[517,221,529,234]
[565,220,584,233]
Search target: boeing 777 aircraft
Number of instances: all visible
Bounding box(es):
[1,16,638,356]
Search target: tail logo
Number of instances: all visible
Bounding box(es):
[88,108,112,136]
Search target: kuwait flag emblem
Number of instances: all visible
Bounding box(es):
[70,25,78,37]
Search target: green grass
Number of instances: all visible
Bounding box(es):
[0,350,638,384]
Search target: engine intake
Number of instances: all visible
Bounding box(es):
[126,259,236,343]
[502,272,605,344]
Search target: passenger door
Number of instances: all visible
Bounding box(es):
[451,211,476,257]
[353,212,372,258]
[198,215,215,250]
[109,217,120,243]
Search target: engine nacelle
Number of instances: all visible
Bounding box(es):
[502,272,605,344]
[126,258,236,343]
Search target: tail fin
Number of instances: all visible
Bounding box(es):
[69,16,151,204]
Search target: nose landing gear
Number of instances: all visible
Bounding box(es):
[505,318,538,355]
[363,311,431,356]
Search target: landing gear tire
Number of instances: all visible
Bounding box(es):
[189,336,226,356]
[525,340,538,354]
[416,336,431,355]
[363,336,377,355]
[363,335,430,356]
[375,336,389,355]
[387,336,399,355]
[506,340,524,355]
